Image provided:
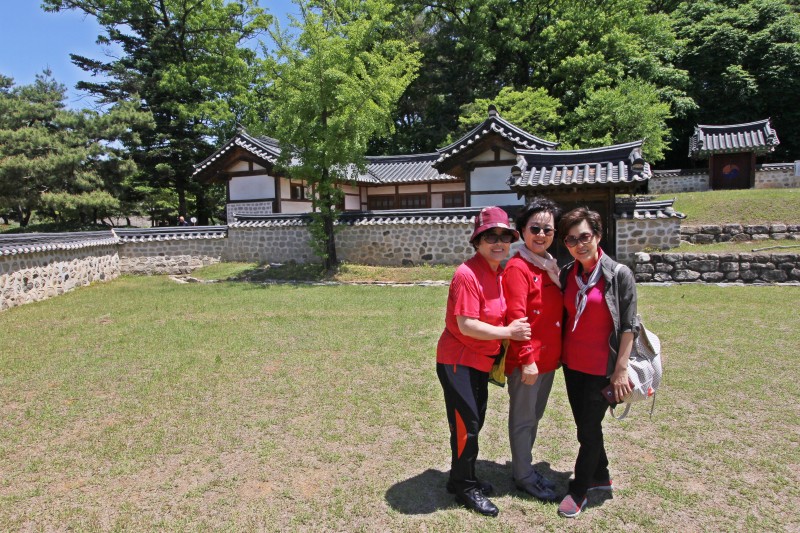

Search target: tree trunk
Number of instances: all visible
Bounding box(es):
[17,206,31,227]
[196,187,209,226]
[323,209,337,272]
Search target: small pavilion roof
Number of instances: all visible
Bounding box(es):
[434,106,559,169]
[508,140,651,192]
[193,131,282,181]
[689,119,779,159]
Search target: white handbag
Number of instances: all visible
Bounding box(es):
[611,264,663,420]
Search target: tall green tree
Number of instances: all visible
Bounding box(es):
[672,0,800,163]
[268,0,421,270]
[383,0,691,156]
[449,87,562,145]
[0,71,152,227]
[42,0,273,224]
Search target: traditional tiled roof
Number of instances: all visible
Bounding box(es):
[508,140,651,191]
[0,231,118,256]
[615,199,686,220]
[231,208,480,227]
[360,154,460,184]
[689,119,779,159]
[192,131,281,178]
[115,227,228,242]
[434,106,559,168]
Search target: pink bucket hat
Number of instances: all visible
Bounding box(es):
[470,206,520,243]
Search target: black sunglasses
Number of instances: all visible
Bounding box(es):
[564,232,594,248]
[527,225,554,236]
[482,232,515,244]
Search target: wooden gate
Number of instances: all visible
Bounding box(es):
[711,152,753,190]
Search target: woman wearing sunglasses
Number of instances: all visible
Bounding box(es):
[555,207,638,518]
[436,206,531,517]
[500,197,563,503]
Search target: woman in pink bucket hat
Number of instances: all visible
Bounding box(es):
[436,206,531,517]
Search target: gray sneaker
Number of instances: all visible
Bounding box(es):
[514,475,559,502]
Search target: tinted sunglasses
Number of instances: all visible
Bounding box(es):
[564,232,594,248]
[527,225,554,236]
[482,232,515,244]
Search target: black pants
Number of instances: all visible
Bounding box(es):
[437,362,489,493]
[563,364,611,499]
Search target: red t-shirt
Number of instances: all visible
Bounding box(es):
[437,253,506,372]
[562,263,613,376]
[502,254,563,375]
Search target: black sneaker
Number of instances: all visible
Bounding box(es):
[455,487,499,517]
[514,476,559,502]
[446,478,494,496]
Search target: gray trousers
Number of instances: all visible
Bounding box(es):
[507,367,556,482]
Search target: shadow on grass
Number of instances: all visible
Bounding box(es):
[385,460,574,515]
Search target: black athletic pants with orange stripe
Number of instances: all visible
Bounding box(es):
[437,362,489,494]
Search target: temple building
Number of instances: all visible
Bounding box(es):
[193,106,664,258]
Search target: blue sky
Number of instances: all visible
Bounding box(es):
[0,1,295,108]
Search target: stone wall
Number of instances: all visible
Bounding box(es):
[224,224,316,263]
[680,223,800,244]
[336,221,473,266]
[226,200,273,223]
[634,252,800,283]
[649,162,799,194]
[755,163,799,189]
[649,170,710,194]
[0,245,120,311]
[616,218,682,266]
[118,239,227,275]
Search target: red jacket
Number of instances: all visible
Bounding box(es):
[502,254,563,375]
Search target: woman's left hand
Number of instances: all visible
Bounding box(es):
[610,367,632,403]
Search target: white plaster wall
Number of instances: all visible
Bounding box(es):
[229,174,275,200]
[471,192,523,207]
[431,183,465,192]
[281,201,312,214]
[470,165,513,191]
[344,195,360,210]
[230,161,265,172]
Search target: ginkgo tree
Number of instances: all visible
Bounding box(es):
[267,0,421,271]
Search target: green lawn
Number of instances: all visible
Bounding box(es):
[655,188,800,225]
[1,276,798,531]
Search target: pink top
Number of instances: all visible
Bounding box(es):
[437,253,506,372]
[562,263,614,376]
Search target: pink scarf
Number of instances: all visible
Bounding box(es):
[517,245,561,289]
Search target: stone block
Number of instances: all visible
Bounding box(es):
[655,263,674,273]
[700,225,722,234]
[731,233,751,242]
[701,272,725,282]
[761,270,788,282]
[746,225,769,234]
[721,262,739,272]
[790,269,800,281]
[635,264,655,274]
[635,273,653,282]
[673,270,701,281]
[770,224,788,232]
[688,259,719,272]
[725,272,741,281]
[681,226,700,235]
[770,233,788,240]
[692,234,715,244]
[751,234,770,241]
[740,269,758,281]
[653,273,673,282]
[723,224,743,234]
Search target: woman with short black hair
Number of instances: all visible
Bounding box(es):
[556,207,638,519]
